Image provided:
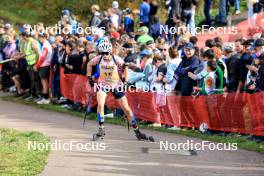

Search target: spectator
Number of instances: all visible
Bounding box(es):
[175,43,200,96]
[255,53,264,91]
[2,29,17,91]
[108,8,119,30]
[17,32,42,101]
[35,33,53,104]
[123,8,134,36]
[149,0,158,25]
[205,39,215,49]
[77,41,87,75]
[216,0,228,26]
[51,36,64,101]
[89,5,101,27]
[112,1,123,27]
[204,0,212,27]
[139,0,150,27]
[180,0,198,36]
[224,44,241,92]
[235,0,241,15]
[123,42,141,72]
[135,49,154,89]
[193,60,218,95]
[98,11,112,32]
[136,26,154,45]
[150,54,167,92]
[128,49,152,85]
[237,40,254,94]
[163,45,182,94]
[149,15,162,40]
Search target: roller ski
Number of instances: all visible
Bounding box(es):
[92,126,105,141]
[134,129,155,142]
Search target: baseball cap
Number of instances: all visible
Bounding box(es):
[137,26,149,34]
[153,48,161,54]
[140,49,153,57]
[242,39,253,46]
[223,43,234,53]
[112,1,119,9]
[184,42,194,49]
[86,36,94,42]
[254,38,264,47]
[4,23,11,29]
[146,40,154,46]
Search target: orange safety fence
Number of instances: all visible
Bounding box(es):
[60,70,264,136]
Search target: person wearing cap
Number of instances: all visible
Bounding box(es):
[254,38,264,57]
[255,53,264,91]
[123,42,141,72]
[139,0,150,27]
[224,43,241,92]
[136,26,154,45]
[112,1,123,27]
[35,33,53,104]
[175,42,200,96]
[128,48,152,85]
[245,50,264,93]
[236,39,254,94]
[123,8,134,36]
[4,23,11,32]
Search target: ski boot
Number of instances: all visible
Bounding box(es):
[92,126,105,141]
[134,129,155,142]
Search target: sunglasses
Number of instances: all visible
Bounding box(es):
[101,52,110,56]
[158,48,167,51]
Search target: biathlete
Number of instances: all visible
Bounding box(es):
[87,38,154,141]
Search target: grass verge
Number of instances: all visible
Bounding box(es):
[0,128,50,175]
[1,95,263,155]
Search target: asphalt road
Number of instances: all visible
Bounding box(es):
[0,96,263,176]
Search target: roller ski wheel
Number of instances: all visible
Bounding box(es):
[92,127,105,141]
[134,129,155,142]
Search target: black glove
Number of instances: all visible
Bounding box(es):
[88,76,94,87]
[123,81,129,90]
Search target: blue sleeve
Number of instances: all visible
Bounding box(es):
[93,64,100,79]
[140,4,143,18]
[165,64,176,82]
[176,59,199,76]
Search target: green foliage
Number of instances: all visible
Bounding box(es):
[0,0,247,26]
